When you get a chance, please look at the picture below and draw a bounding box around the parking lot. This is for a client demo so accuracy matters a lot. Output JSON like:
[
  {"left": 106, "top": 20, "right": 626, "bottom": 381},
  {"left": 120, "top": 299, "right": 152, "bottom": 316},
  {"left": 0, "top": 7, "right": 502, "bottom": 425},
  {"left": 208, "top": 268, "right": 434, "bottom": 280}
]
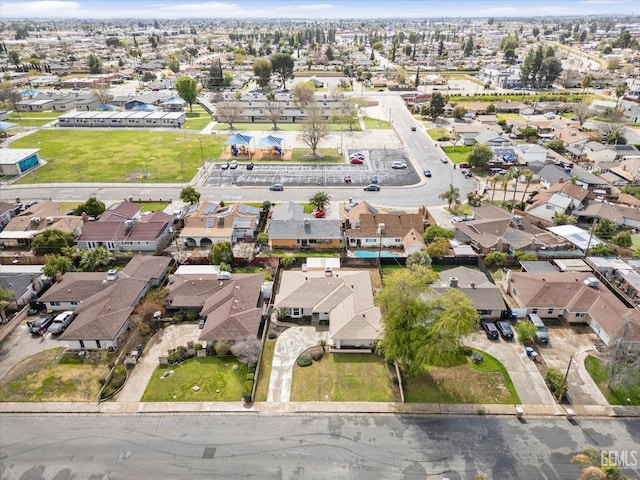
[{"left": 202, "top": 148, "right": 421, "bottom": 188}]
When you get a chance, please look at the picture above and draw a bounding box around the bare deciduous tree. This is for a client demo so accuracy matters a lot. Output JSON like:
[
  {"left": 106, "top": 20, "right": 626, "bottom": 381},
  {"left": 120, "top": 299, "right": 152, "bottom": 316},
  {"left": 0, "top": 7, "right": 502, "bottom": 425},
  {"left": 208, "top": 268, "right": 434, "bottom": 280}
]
[
  {"left": 231, "top": 336, "right": 262, "bottom": 365},
  {"left": 603, "top": 314, "right": 640, "bottom": 400},
  {"left": 266, "top": 96, "right": 284, "bottom": 130},
  {"left": 298, "top": 102, "right": 330, "bottom": 157},
  {"left": 215, "top": 100, "right": 243, "bottom": 130}
]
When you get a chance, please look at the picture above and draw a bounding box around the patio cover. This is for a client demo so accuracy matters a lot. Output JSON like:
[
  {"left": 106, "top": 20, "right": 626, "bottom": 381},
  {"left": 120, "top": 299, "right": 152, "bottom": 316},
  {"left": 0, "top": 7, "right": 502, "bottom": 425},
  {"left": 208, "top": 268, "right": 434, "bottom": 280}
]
[
  {"left": 0, "top": 121, "right": 18, "bottom": 133},
  {"left": 258, "top": 135, "right": 283, "bottom": 148},
  {"left": 95, "top": 103, "right": 119, "bottom": 111},
  {"left": 225, "top": 133, "right": 253, "bottom": 146}
]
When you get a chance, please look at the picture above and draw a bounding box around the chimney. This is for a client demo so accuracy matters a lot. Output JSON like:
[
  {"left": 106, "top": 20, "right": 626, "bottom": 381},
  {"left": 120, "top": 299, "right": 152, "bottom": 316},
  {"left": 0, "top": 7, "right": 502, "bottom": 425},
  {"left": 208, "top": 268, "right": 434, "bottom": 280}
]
[
  {"left": 470, "top": 281, "right": 476, "bottom": 288},
  {"left": 82, "top": 212, "right": 88, "bottom": 222}
]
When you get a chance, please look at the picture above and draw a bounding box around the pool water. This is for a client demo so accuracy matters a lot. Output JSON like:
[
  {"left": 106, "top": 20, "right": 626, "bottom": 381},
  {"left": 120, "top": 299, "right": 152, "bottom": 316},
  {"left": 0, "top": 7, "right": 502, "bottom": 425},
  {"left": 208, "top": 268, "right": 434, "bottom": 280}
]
[{"left": 353, "top": 250, "right": 399, "bottom": 258}]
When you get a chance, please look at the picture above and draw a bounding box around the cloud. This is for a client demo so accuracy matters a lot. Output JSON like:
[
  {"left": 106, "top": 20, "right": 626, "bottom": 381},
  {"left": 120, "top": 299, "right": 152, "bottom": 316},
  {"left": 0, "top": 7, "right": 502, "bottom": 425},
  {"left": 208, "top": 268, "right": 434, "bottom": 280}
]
[{"left": 3, "top": 1, "right": 84, "bottom": 17}]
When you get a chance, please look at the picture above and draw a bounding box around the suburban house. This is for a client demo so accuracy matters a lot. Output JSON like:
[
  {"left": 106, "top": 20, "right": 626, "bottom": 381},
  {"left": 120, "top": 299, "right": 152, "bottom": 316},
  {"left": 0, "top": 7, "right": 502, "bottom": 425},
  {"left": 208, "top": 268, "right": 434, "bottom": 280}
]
[
  {"left": 574, "top": 201, "right": 640, "bottom": 229},
  {"left": 274, "top": 269, "right": 382, "bottom": 350},
  {"left": 502, "top": 270, "right": 640, "bottom": 346},
  {"left": 451, "top": 124, "right": 503, "bottom": 146},
  {"left": 525, "top": 182, "right": 589, "bottom": 227},
  {"left": 537, "top": 164, "right": 608, "bottom": 191},
  {"left": 345, "top": 202, "right": 426, "bottom": 255},
  {"left": 0, "top": 263, "right": 49, "bottom": 312},
  {"left": 164, "top": 268, "right": 265, "bottom": 344},
  {"left": 598, "top": 155, "right": 640, "bottom": 186},
  {"left": 46, "top": 256, "right": 171, "bottom": 350},
  {"left": 268, "top": 202, "right": 342, "bottom": 250},
  {"left": 453, "top": 204, "right": 565, "bottom": 254},
  {"left": 76, "top": 201, "right": 174, "bottom": 253},
  {"left": 0, "top": 200, "right": 84, "bottom": 249},
  {"left": 180, "top": 201, "right": 261, "bottom": 247},
  {"left": 431, "top": 266, "right": 507, "bottom": 320},
  {"left": 515, "top": 144, "right": 548, "bottom": 164},
  {"left": 0, "top": 201, "right": 19, "bottom": 228}
]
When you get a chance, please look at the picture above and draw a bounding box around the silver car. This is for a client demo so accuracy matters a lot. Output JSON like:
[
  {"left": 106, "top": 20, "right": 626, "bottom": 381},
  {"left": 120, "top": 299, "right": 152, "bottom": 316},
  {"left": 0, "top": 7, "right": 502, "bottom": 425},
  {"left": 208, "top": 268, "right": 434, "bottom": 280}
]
[{"left": 48, "top": 311, "right": 75, "bottom": 335}]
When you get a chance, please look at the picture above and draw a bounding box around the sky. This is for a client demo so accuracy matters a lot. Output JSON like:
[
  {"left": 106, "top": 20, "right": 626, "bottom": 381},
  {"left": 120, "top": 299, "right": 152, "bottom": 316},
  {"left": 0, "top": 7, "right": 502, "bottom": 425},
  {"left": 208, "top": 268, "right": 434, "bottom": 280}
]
[{"left": 2, "top": 0, "right": 639, "bottom": 19}]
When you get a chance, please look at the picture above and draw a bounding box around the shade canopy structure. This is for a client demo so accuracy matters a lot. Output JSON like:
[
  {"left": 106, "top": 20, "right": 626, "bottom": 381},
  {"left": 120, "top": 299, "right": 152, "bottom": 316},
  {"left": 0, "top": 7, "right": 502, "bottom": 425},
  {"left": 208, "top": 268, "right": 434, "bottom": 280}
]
[
  {"left": 224, "top": 133, "right": 253, "bottom": 146},
  {"left": 161, "top": 97, "right": 186, "bottom": 106},
  {"left": 95, "top": 103, "right": 119, "bottom": 111},
  {"left": 0, "top": 121, "right": 18, "bottom": 133},
  {"left": 133, "top": 103, "right": 160, "bottom": 111},
  {"left": 19, "top": 89, "right": 40, "bottom": 97},
  {"left": 258, "top": 135, "right": 283, "bottom": 148}
]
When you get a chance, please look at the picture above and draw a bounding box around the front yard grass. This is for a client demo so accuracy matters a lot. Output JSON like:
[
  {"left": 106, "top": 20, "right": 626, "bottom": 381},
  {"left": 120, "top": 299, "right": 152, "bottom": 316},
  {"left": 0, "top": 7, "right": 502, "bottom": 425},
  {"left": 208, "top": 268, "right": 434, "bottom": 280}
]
[
  {"left": 363, "top": 117, "right": 391, "bottom": 129},
  {"left": 11, "top": 130, "right": 225, "bottom": 183},
  {"left": 426, "top": 127, "right": 449, "bottom": 141},
  {"left": 403, "top": 349, "right": 520, "bottom": 404},
  {"left": 141, "top": 357, "right": 247, "bottom": 402},
  {"left": 290, "top": 352, "right": 395, "bottom": 402},
  {"left": 497, "top": 113, "right": 525, "bottom": 122},
  {"left": 0, "top": 347, "right": 110, "bottom": 402},
  {"left": 254, "top": 338, "right": 276, "bottom": 401},
  {"left": 442, "top": 145, "right": 473, "bottom": 164},
  {"left": 584, "top": 355, "right": 640, "bottom": 406}
]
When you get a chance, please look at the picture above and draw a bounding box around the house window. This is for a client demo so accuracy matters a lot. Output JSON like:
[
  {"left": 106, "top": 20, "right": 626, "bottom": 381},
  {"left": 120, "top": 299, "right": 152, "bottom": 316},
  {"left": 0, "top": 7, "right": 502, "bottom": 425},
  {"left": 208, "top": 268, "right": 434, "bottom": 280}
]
[
  {"left": 291, "top": 308, "right": 301, "bottom": 316},
  {"left": 79, "top": 340, "right": 85, "bottom": 349},
  {"left": 71, "top": 301, "right": 79, "bottom": 306},
  {"left": 531, "top": 308, "right": 538, "bottom": 314},
  {"left": 575, "top": 312, "right": 586, "bottom": 318},
  {"left": 96, "top": 340, "right": 101, "bottom": 348},
  {"left": 512, "top": 288, "right": 518, "bottom": 296},
  {"left": 365, "top": 238, "right": 376, "bottom": 243},
  {"left": 547, "top": 308, "right": 553, "bottom": 315},
  {"left": 51, "top": 301, "right": 60, "bottom": 307}
]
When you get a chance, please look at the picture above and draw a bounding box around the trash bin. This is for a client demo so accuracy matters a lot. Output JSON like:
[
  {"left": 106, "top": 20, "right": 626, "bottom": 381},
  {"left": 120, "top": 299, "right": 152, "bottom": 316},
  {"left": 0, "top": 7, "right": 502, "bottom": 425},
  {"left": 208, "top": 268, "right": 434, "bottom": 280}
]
[{"left": 525, "top": 347, "right": 534, "bottom": 358}]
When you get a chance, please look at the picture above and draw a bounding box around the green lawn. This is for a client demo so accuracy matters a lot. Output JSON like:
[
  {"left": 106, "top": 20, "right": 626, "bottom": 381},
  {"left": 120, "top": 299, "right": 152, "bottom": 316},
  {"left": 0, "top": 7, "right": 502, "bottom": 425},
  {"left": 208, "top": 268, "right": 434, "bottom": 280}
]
[
  {"left": 426, "top": 127, "right": 450, "bottom": 141},
  {"left": 381, "top": 265, "right": 405, "bottom": 276},
  {"left": 291, "top": 148, "right": 344, "bottom": 163},
  {"left": 290, "top": 352, "right": 395, "bottom": 402},
  {"left": 442, "top": 145, "right": 473, "bottom": 164},
  {"left": 584, "top": 355, "right": 640, "bottom": 406},
  {"left": 141, "top": 357, "right": 248, "bottom": 402},
  {"left": 363, "top": 117, "right": 391, "bottom": 129},
  {"left": 497, "top": 113, "right": 524, "bottom": 122},
  {"left": 11, "top": 130, "right": 225, "bottom": 183},
  {"left": 137, "top": 201, "right": 170, "bottom": 212},
  {"left": 254, "top": 338, "right": 276, "bottom": 402},
  {"left": 403, "top": 349, "right": 519, "bottom": 404},
  {"left": 213, "top": 122, "right": 361, "bottom": 132},
  {"left": 631, "top": 234, "right": 640, "bottom": 250},
  {"left": 6, "top": 119, "right": 54, "bottom": 127},
  {"left": 9, "top": 111, "right": 64, "bottom": 118}
]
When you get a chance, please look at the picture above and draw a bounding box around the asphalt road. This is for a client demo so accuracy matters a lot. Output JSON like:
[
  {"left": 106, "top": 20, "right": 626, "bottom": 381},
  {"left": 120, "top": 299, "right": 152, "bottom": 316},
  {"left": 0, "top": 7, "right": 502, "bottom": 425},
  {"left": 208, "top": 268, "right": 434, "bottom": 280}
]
[{"left": 1, "top": 414, "right": 639, "bottom": 479}]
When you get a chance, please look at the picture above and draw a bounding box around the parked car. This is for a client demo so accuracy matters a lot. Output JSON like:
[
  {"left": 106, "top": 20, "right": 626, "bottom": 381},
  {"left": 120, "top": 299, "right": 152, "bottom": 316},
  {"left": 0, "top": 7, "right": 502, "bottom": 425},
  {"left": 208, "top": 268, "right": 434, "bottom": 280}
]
[
  {"left": 525, "top": 313, "right": 550, "bottom": 344},
  {"left": 229, "top": 160, "right": 238, "bottom": 169},
  {"left": 349, "top": 152, "right": 365, "bottom": 160},
  {"left": 495, "top": 321, "right": 514, "bottom": 341},
  {"left": 220, "top": 161, "right": 230, "bottom": 170},
  {"left": 363, "top": 184, "right": 381, "bottom": 191},
  {"left": 350, "top": 157, "right": 364, "bottom": 165},
  {"left": 411, "top": 126, "right": 417, "bottom": 131},
  {"left": 370, "top": 174, "right": 379, "bottom": 184},
  {"left": 269, "top": 183, "right": 284, "bottom": 191},
  {"left": 27, "top": 314, "right": 55, "bottom": 335},
  {"left": 423, "top": 169, "right": 432, "bottom": 177},
  {"left": 246, "top": 162, "right": 254, "bottom": 170},
  {"left": 391, "top": 161, "right": 408, "bottom": 169},
  {"left": 343, "top": 174, "right": 352, "bottom": 183},
  {"left": 440, "top": 156, "right": 449, "bottom": 163},
  {"left": 482, "top": 322, "right": 500, "bottom": 340},
  {"left": 48, "top": 311, "right": 75, "bottom": 335},
  {"left": 451, "top": 216, "right": 464, "bottom": 223},
  {"left": 312, "top": 209, "right": 326, "bottom": 218},
  {"left": 461, "top": 169, "right": 473, "bottom": 178}
]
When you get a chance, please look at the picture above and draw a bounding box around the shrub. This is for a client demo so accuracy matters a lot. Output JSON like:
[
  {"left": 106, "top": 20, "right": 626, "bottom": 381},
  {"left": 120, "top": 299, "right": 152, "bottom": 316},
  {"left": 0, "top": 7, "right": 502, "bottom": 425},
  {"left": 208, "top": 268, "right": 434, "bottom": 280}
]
[
  {"left": 268, "top": 331, "right": 277, "bottom": 340},
  {"left": 100, "top": 364, "right": 127, "bottom": 399},
  {"left": 459, "top": 345, "right": 473, "bottom": 356},
  {"left": 297, "top": 355, "right": 313, "bottom": 367},
  {"left": 248, "top": 363, "right": 256, "bottom": 373},
  {"left": 246, "top": 372, "right": 255, "bottom": 381},
  {"left": 471, "top": 352, "right": 484, "bottom": 364},
  {"left": 214, "top": 340, "right": 232, "bottom": 356},
  {"left": 242, "top": 380, "right": 254, "bottom": 401},
  {"left": 311, "top": 349, "right": 324, "bottom": 361}
]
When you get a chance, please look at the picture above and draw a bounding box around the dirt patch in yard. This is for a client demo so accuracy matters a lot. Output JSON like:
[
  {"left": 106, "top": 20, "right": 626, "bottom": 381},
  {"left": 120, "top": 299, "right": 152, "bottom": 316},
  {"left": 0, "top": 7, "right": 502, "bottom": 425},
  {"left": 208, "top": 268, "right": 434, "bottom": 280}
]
[
  {"left": 0, "top": 348, "right": 109, "bottom": 402},
  {"left": 404, "top": 365, "right": 514, "bottom": 404}
]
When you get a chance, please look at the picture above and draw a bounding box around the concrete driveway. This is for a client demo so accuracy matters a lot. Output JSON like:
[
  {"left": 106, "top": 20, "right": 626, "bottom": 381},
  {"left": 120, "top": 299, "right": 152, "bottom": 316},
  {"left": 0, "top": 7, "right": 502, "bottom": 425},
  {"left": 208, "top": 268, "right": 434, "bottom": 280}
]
[
  {"left": 116, "top": 324, "right": 202, "bottom": 405},
  {"left": 538, "top": 326, "right": 608, "bottom": 406},
  {"left": 267, "top": 326, "right": 328, "bottom": 402},
  {"left": 466, "top": 331, "right": 556, "bottom": 405}
]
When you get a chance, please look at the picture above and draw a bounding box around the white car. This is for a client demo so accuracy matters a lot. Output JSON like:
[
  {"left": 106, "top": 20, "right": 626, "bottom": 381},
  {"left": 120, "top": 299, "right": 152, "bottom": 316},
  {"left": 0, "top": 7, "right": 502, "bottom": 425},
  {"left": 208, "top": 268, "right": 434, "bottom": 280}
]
[
  {"left": 391, "top": 161, "right": 408, "bottom": 169},
  {"left": 48, "top": 311, "right": 75, "bottom": 335},
  {"left": 440, "top": 157, "right": 449, "bottom": 163},
  {"left": 229, "top": 160, "right": 238, "bottom": 169},
  {"left": 451, "top": 216, "right": 464, "bottom": 224}
]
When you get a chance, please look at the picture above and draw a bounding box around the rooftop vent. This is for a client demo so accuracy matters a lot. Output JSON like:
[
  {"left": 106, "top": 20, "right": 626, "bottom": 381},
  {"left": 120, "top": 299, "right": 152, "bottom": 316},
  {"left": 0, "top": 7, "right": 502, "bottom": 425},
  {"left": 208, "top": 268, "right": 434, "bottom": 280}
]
[
  {"left": 107, "top": 269, "right": 118, "bottom": 281},
  {"left": 449, "top": 277, "right": 458, "bottom": 288},
  {"left": 583, "top": 277, "right": 599, "bottom": 288}
]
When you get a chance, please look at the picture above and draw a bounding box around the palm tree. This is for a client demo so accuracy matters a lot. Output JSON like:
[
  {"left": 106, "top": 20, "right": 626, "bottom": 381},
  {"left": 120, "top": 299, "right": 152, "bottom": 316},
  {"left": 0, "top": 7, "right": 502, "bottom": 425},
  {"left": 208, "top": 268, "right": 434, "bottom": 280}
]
[
  {"left": 438, "top": 184, "right": 460, "bottom": 211},
  {"left": 79, "top": 246, "right": 115, "bottom": 271},
  {"left": 489, "top": 173, "right": 502, "bottom": 203},
  {"left": 510, "top": 167, "right": 521, "bottom": 211},
  {"left": 500, "top": 171, "right": 511, "bottom": 206},
  {"left": 519, "top": 169, "right": 534, "bottom": 208},
  {"left": 309, "top": 191, "right": 331, "bottom": 211},
  {"left": 318, "top": 339, "right": 328, "bottom": 352}
]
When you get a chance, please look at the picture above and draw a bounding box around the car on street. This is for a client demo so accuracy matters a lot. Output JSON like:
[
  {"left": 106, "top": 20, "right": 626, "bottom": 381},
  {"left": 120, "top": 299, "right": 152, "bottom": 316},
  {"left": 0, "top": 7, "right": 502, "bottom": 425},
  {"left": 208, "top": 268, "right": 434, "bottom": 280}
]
[
  {"left": 27, "top": 314, "right": 55, "bottom": 335},
  {"left": 482, "top": 322, "right": 500, "bottom": 340},
  {"left": 495, "top": 321, "right": 514, "bottom": 341},
  {"left": 48, "top": 311, "right": 75, "bottom": 335},
  {"left": 343, "top": 174, "right": 352, "bottom": 183},
  {"left": 269, "top": 183, "right": 284, "bottom": 191},
  {"left": 411, "top": 126, "right": 417, "bottom": 131},
  {"left": 370, "top": 174, "right": 379, "bottom": 184},
  {"left": 440, "top": 156, "right": 449, "bottom": 163},
  {"left": 312, "top": 209, "right": 326, "bottom": 218},
  {"left": 229, "top": 160, "right": 238, "bottom": 169},
  {"left": 221, "top": 161, "right": 230, "bottom": 170},
  {"left": 461, "top": 169, "right": 473, "bottom": 178},
  {"left": 391, "top": 161, "right": 408, "bottom": 169},
  {"left": 423, "top": 169, "right": 432, "bottom": 177},
  {"left": 451, "top": 216, "right": 464, "bottom": 223},
  {"left": 246, "top": 162, "right": 254, "bottom": 170},
  {"left": 363, "top": 184, "right": 381, "bottom": 191},
  {"left": 350, "top": 157, "right": 364, "bottom": 165}
]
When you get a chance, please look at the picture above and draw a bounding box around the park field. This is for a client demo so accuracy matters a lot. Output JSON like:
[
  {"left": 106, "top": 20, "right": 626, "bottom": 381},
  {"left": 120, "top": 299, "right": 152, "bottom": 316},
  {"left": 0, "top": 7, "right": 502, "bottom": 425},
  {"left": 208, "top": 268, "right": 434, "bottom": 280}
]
[{"left": 12, "top": 130, "right": 226, "bottom": 183}]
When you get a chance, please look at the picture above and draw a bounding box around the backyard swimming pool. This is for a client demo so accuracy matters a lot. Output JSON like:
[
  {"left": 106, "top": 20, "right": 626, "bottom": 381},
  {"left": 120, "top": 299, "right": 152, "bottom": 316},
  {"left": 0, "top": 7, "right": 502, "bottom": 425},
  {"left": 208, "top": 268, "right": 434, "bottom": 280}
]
[{"left": 353, "top": 250, "right": 399, "bottom": 258}]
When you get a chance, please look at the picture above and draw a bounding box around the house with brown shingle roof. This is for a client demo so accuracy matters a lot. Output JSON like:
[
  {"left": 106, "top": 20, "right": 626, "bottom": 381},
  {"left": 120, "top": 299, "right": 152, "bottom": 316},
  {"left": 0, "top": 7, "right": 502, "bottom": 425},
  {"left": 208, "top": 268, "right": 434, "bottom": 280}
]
[
  {"left": 575, "top": 201, "right": 640, "bottom": 229},
  {"left": 274, "top": 270, "right": 381, "bottom": 350},
  {"left": 0, "top": 200, "right": 84, "bottom": 249},
  {"left": 526, "top": 182, "right": 588, "bottom": 227},
  {"left": 51, "top": 255, "right": 171, "bottom": 350},
  {"left": 345, "top": 208, "right": 425, "bottom": 256},
  {"left": 179, "top": 201, "right": 260, "bottom": 247},
  {"left": 502, "top": 270, "right": 640, "bottom": 345},
  {"left": 164, "top": 270, "right": 265, "bottom": 344}
]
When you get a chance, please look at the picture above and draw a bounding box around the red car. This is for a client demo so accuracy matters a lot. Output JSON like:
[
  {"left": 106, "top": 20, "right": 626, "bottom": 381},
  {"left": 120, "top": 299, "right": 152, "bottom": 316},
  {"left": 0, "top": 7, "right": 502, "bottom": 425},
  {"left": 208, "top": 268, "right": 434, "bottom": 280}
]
[
  {"left": 312, "top": 209, "right": 326, "bottom": 218},
  {"left": 350, "top": 158, "right": 363, "bottom": 164}
]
